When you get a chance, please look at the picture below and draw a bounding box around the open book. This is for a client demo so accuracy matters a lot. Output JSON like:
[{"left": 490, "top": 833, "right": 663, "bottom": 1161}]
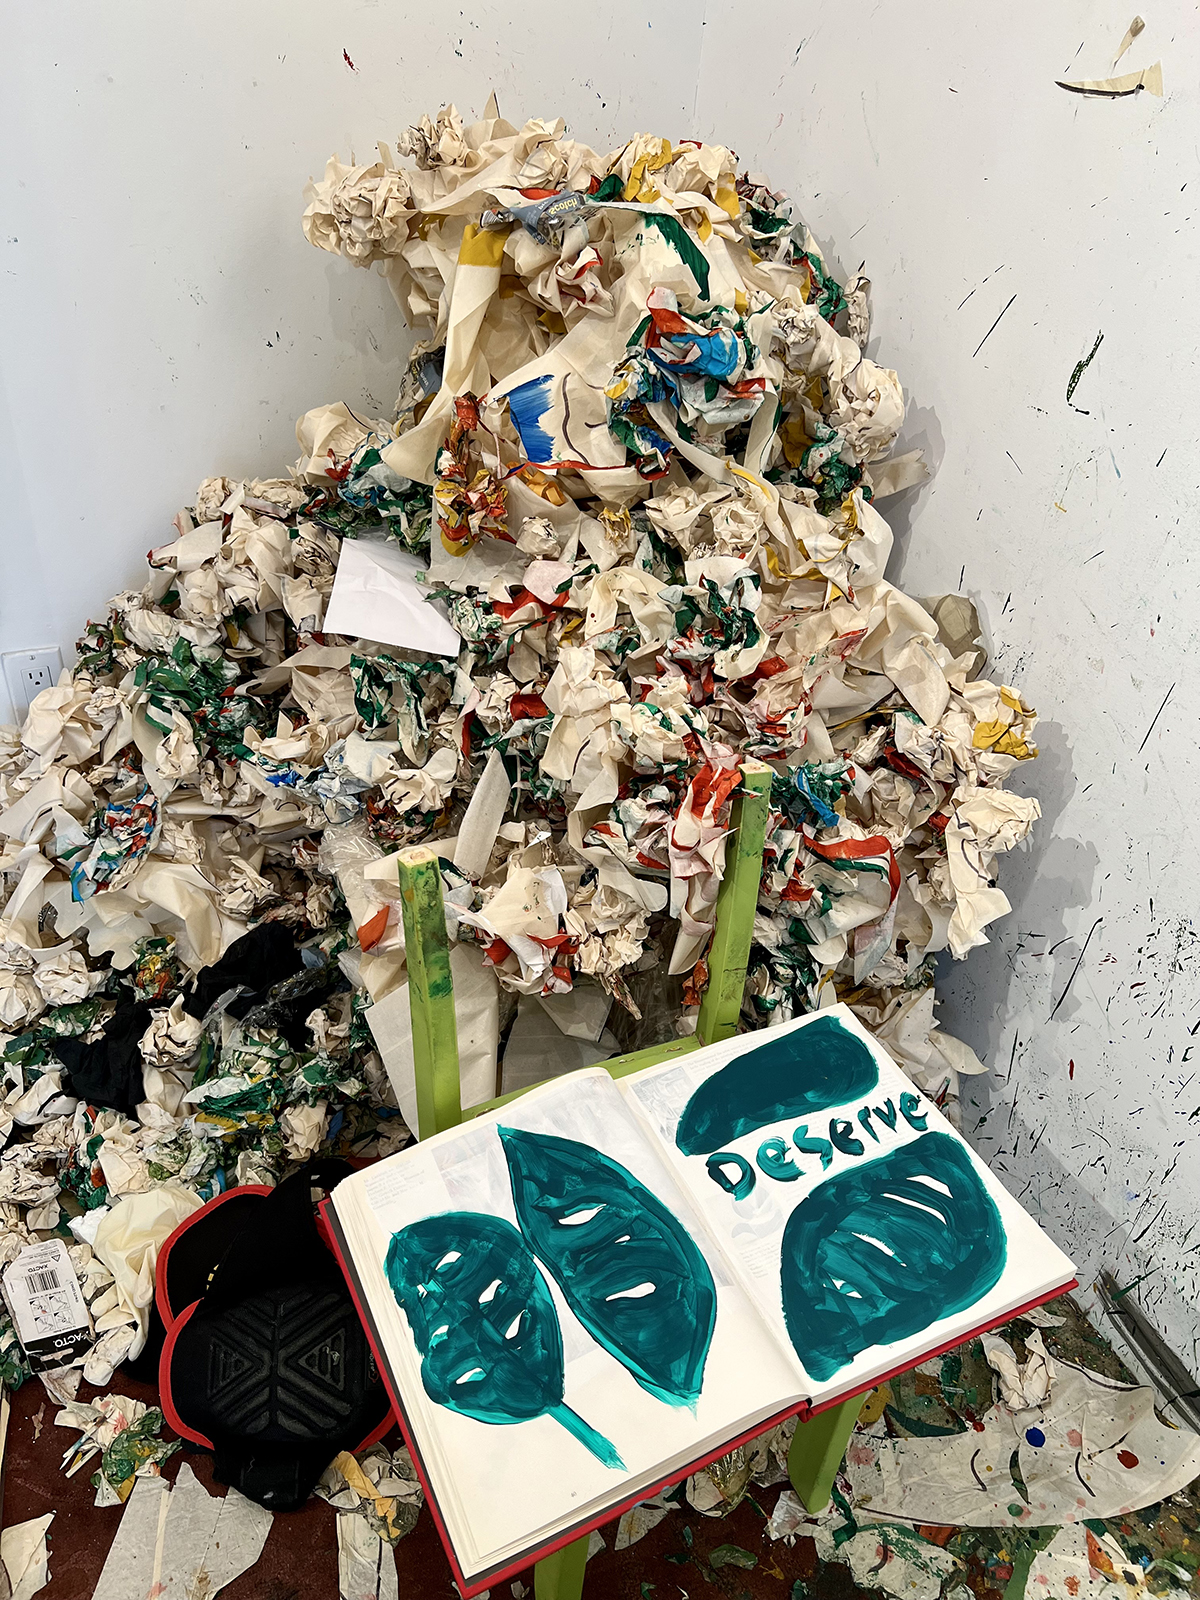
[{"left": 328, "top": 1005, "right": 1075, "bottom": 1594}]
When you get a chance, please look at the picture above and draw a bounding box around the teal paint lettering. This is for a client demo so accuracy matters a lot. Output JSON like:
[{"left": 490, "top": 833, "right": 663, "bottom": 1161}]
[
  {"left": 757, "top": 1137, "right": 801, "bottom": 1182},
  {"left": 708, "top": 1151, "right": 756, "bottom": 1199},
  {"left": 793, "top": 1124, "right": 834, "bottom": 1170},
  {"left": 871, "top": 1099, "right": 898, "bottom": 1130},
  {"left": 857, "top": 1107, "right": 880, "bottom": 1143},
  {"left": 675, "top": 1014, "right": 879, "bottom": 1156},
  {"left": 829, "top": 1117, "right": 864, "bottom": 1157},
  {"left": 385, "top": 1211, "right": 623, "bottom": 1468},
  {"left": 500, "top": 1127, "right": 716, "bottom": 1407},
  {"left": 899, "top": 1091, "right": 928, "bottom": 1131},
  {"left": 780, "top": 1131, "right": 1006, "bottom": 1382}
]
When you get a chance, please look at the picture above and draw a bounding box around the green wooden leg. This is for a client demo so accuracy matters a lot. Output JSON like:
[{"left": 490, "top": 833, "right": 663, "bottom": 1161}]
[
  {"left": 787, "top": 1393, "right": 862, "bottom": 1512},
  {"left": 533, "top": 1533, "right": 589, "bottom": 1600},
  {"left": 396, "top": 845, "right": 463, "bottom": 1141},
  {"left": 696, "top": 760, "right": 772, "bottom": 1046}
]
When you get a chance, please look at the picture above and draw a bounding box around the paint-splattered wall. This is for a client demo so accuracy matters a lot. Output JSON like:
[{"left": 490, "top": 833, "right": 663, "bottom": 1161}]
[
  {"left": 0, "top": 0, "right": 703, "bottom": 721},
  {"left": 698, "top": 1, "right": 1200, "bottom": 1377}
]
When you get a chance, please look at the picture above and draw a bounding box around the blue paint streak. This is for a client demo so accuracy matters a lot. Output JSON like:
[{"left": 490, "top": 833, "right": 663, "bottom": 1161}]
[{"left": 506, "top": 374, "right": 558, "bottom": 463}]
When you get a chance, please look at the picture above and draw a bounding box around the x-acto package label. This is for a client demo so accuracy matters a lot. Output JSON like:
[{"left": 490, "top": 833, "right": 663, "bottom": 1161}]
[{"left": 2, "top": 1239, "right": 91, "bottom": 1371}]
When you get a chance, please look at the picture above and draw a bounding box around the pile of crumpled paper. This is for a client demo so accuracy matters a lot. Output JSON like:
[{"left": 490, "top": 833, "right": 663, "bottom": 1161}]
[{"left": 0, "top": 98, "right": 1040, "bottom": 1388}]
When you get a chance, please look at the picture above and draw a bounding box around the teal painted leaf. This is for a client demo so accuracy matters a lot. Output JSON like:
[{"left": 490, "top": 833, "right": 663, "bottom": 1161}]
[
  {"left": 385, "top": 1211, "right": 622, "bottom": 1467},
  {"left": 499, "top": 1128, "right": 716, "bottom": 1406},
  {"left": 780, "top": 1132, "right": 1006, "bottom": 1382},
  {"left": 675, "top": 1013, "right": 879, "bottom": 1156}
]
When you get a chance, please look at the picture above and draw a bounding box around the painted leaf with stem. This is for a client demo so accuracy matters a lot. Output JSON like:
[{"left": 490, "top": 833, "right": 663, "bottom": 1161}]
[{"left": 385, "top": 1211, "right": 622, "bottom": 1467}]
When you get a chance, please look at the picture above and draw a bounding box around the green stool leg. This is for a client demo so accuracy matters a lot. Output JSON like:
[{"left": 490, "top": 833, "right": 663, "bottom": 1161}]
[
  {"left": 396, "top": 845, "right": 463, "bottom": 1141},
  {"left": 696, "top": 761, "right": 772, "bottom": 1046},
  {"left": 533, "top": 1532, "right": 589, "bottom": 1600},
  {"left": 787, "top": 1393, "right": 862, "bottom": 1512}
]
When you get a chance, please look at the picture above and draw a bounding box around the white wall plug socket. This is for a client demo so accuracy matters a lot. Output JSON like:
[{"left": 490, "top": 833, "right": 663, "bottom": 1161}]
[{"left": 3, "top": 647, "right": 64, "bottom": 722}]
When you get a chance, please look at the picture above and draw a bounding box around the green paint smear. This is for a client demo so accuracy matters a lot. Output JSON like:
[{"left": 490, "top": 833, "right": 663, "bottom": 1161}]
[
  {"left": 709, "top": 1544, "right": 758, "bottom": 1570},
  {"left": 500, "top": 1127, "right": 716, "bottom": 1406},
  {"left": 675, "top": 1014, "right": 879, "bottom": 1156},
  {"left": 1066, "top": 330, "right": 1104, "bottom": 403},
  {"left": 780, "top": 1132, "right": 1006, "bottom": 1382},
  {"left": 385, "top": 1211, "right": 622, "bottom": 1468},
  {"left": 1000, "top": 1526, "right": 1060, "bottom": 1599},
  {"left": 642, "top": 213, "right": 711, "bottom": 301}
]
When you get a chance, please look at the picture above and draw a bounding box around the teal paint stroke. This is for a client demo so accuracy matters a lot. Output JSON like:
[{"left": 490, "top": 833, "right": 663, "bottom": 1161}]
[
  {"left": 675, "top": 1014, "right": 879, "bottom": 1156},
  {"left": 780, "top": 1131, "right": 1006, "bottom": 1382},
  {"left": 500, "top": 1127, "right": 716, "bottom": 1407},
  {"left": 385, "top": 1211, "right": 623, "bottom": 1468}
]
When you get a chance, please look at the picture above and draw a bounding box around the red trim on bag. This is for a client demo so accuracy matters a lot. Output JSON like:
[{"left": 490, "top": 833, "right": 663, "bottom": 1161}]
[
  {"left": 159, "top": 1299, "right": 215, "bottom": 1449},
  {"left": 154, "top": 1185, "right": 273, "bottom": 1331}
]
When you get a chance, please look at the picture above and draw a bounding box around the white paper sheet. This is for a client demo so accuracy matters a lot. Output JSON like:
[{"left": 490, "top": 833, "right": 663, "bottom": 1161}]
[
  {"left": 322, "top": 538, "right": 461, "bottom": 655},
  {"left": 844, "top": 1352, "right": 1200, "bottom": 1525},
  {"left": 366, "top": 944, "right": 499, "bottom": 1131}
]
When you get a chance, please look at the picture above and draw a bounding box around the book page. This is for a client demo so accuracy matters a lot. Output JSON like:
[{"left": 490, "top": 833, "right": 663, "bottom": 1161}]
[
  {"left": 621, "top": 1006, "right": 1076, "bottom": 1407},
  {"left": 334, "top": 1067, "right": 800, "bottom": 1576}
]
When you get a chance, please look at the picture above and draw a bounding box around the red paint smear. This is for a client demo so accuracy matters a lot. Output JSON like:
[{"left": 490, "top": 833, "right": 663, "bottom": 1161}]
[
  {"left": 510, "top": 691, "right": 549, "bottom": 721},
  {"left": 343, "top": 48, "right": 358, "bottom": 70},
  {"left": 1069, "top": 1058, "right": 1075, "bottom": 1079},
  {"left": 1117, "top": 1449, "right": 1139, "bottom": 1469}
]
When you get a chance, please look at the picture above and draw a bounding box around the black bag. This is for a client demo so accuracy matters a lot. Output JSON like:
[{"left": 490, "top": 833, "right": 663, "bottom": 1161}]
[{"left": 157, "top": 1161, "right": 392, "bottom": 1510}]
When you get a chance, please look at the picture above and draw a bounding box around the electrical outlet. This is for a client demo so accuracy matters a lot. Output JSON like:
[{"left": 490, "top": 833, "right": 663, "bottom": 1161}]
[{"left": 3, "top": 647, "right": 63, "bottom": 721}]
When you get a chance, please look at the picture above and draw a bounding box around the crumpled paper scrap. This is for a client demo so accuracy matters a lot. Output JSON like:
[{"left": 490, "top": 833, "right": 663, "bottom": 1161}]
[
  {"left": 317, "top": 1446, "right": 423, "bottom": 1600},
  {"left": 614, "top": 1489, "right": 677, "bottom": 1550},
  {"left": 981, "top": 1327, "right": 1055, "bottom": 1412},
  {"left": 315, "top": 1443, "right": 424, "bottom": 1545},
  {"left": 55, "top": 1392, "right": 180, "bottom": 1505},
  {"left": 685, "top": 1416, "right": 793, "bottom": 1517},
  {"left": 843, "top": 1352, "right": 1200, "bottom": 1525},
  {"left": 0, "top": 1513, "right": 53, "bottom": 1600},
  {"left": 766, "top": 1488, "right": 960, "bottom": 1600}
]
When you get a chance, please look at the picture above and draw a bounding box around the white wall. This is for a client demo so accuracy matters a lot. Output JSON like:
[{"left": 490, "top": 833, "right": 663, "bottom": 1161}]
[
  {"left": 0, "top": 0, "right": 702, "bottom": 720},
  {"left": 6, "top": 1, "right": 1199, "bottom": 1372},
  {"left": 698, "top": 0, "right": 1200, "bottom": 1373}
]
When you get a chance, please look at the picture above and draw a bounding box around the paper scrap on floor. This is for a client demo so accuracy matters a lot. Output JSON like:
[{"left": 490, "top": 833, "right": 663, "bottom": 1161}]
[
  {"left": 90, "top": 1465, "right": 271, "bottom": 1600},
  {"left": 843, "top": 1349, "right": 1200, "bottom": 1524},
  {"left": 0, "top": 1513, "right": 53, "bottom": 1600},
  {"left": 337, "top": 1513, "right": 399, "bottom": 1600}
]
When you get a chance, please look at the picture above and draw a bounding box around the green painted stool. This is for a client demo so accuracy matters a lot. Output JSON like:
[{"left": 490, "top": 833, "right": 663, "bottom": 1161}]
[{"left": 396, "top": 760, "right": 862, "bottom": 1599}]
